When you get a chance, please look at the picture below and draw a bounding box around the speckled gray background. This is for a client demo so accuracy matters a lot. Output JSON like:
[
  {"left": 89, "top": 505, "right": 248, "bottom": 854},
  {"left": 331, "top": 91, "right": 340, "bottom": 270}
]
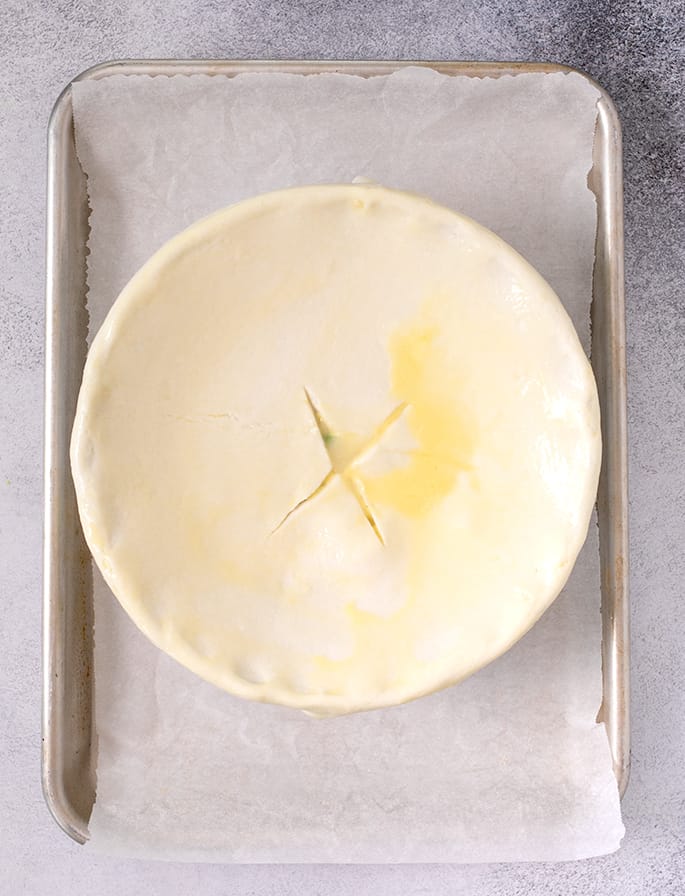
[{"left": 2, "top": 1, "right": 683, "bottom": 893}]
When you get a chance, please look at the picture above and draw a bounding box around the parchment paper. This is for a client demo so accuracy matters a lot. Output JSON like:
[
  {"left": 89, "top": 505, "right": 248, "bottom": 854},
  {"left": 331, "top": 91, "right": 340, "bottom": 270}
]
[{"left": 72, "top": 68, "right": 624, "bottom": 862}]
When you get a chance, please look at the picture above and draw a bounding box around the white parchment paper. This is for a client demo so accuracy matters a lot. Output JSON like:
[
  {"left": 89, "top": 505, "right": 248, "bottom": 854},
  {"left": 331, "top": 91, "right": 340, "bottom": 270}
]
[{"left": 72, "top": 68, "right": 624, "bottom": 862}]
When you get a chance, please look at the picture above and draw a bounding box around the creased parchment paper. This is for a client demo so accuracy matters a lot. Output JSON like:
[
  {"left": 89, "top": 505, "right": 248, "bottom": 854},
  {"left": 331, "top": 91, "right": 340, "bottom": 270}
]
[{"left": 72, "top": 68, "right": 624, "bottom": 862}]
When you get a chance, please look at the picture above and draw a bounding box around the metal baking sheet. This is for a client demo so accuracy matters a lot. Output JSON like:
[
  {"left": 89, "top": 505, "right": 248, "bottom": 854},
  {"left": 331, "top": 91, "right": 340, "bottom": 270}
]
[{"left": 42, "top": 59, "right": 629, "bottom": 845}]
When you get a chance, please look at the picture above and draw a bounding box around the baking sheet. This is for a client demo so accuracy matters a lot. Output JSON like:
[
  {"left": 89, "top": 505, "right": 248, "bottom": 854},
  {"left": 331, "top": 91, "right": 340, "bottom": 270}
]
[{"left": 44, "top": 62, "right": 627, "bottom": 862}]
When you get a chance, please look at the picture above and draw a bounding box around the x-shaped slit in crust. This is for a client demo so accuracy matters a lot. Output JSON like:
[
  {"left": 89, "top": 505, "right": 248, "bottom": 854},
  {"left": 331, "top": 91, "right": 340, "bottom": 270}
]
[{"left": 273, "top": 389, "right": 407, "bottom": 544}]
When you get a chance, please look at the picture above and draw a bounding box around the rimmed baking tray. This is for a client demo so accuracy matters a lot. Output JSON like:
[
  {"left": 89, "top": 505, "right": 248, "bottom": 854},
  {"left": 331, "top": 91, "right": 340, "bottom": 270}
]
[{"left": 43, "top": 59, "right": 629, "bottom": 845}]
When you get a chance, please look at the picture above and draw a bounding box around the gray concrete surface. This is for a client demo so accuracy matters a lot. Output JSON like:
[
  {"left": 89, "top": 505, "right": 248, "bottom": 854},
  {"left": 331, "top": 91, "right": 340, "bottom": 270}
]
[{"left": 2, "top": 1, "right": 683, "bottom": 893}]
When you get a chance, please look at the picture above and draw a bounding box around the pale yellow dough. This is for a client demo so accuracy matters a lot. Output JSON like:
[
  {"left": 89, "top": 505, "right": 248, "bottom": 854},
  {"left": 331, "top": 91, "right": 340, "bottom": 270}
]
[{"left": 71, "top": 184, "right": 601, "bottom": 715}]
